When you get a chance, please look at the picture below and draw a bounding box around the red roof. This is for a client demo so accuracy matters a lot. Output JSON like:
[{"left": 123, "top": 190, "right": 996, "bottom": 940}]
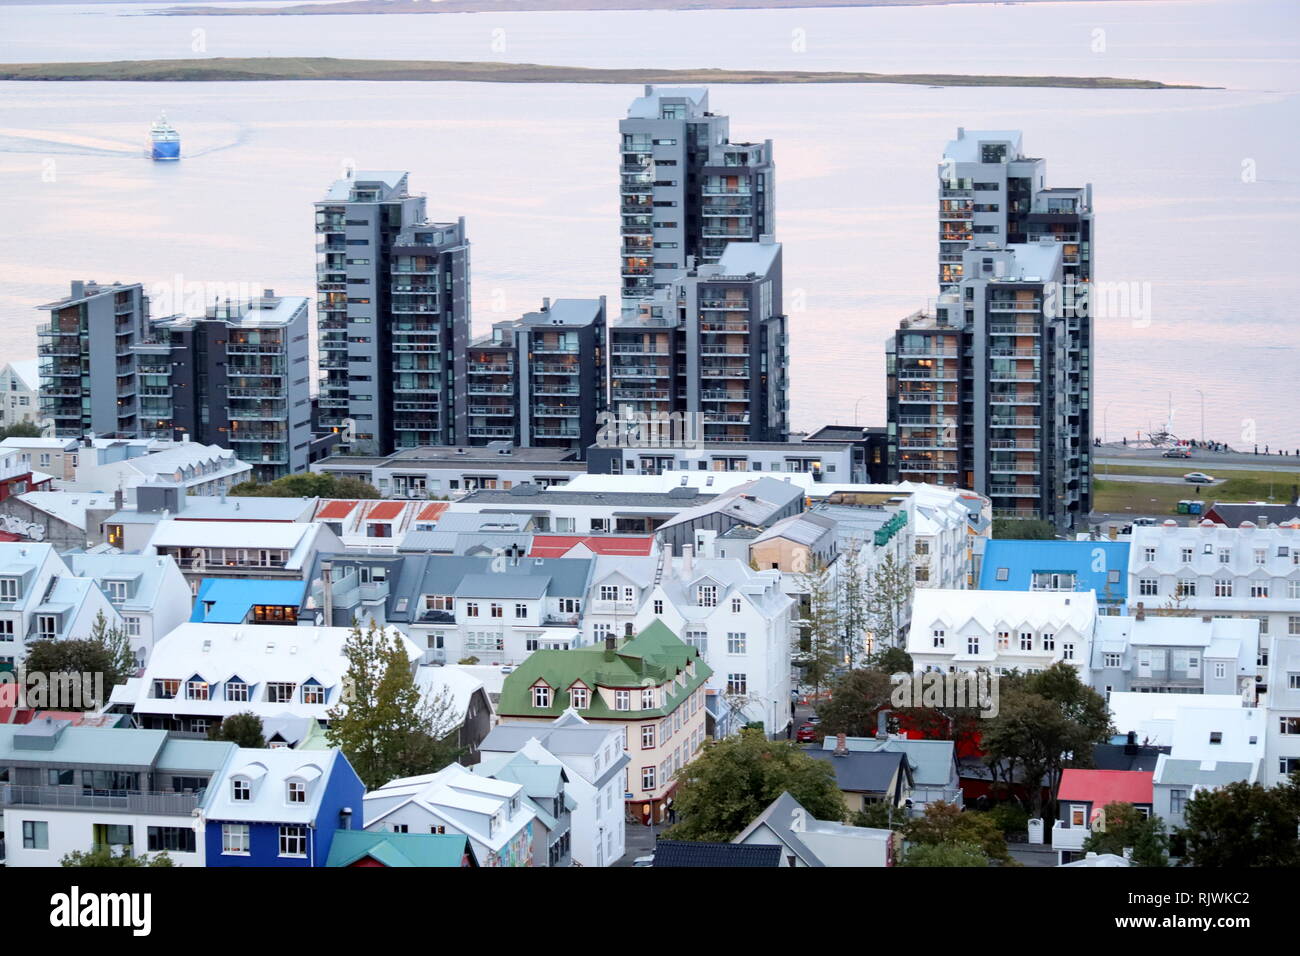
[
  {"left": 1057, "top": 769, "right": 1154, "bottom": 807},
  {"left": 0, "top": 531, "right": 20, "bottom": 542},
  {"left": 317, "top": 500, "right": 358, "bottom": 520},
  {"left": 366, "top": 501, "right": 405, "bottom": 521},
  {"left": 417, "top": 502, "right": 449, "bottom": 522},
  {"left": 528, "top": 535, "right": 655, "bottom": 558}
]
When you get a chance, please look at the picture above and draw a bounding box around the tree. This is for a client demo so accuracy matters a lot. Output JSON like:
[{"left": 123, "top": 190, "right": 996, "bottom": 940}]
[
  {"left": 899, "top": 841, "right": 989, "bottom": 867},
  {"left": 665, "top": 729, "right": 846, "bottom": 842},
  {"left": 815, "top": 668, "right": 893, "bottom": 738},
  {"left": 979, "top": 664, "right": 1111, "bottom": 819},
  {"left": 1082, "top": 802, "right": 1169, "bottom": 866},
  {"left": 866, "top": 646, "right": 913, "bottom": 675},
  {"left": 992, "top": 518, "right": 1057, "bottom": 540},
  {"left": 851, "top": 801, "right": 896, "bottom": 830},
  {"left": 837, "top": 539, "right": 871, "bottom": 669},
  {"left": 866, "top": 552, "right": 913, "bottom": 648},
  {"left": 0, "top": 421, "right": 42, "bottom": 440},
  {"left": 1177, "top": 778, "right": 1300, "bottom": 867},
  {"left": 792, "top": 556, "right": 841, "bottom": 699},
  {"left": 326, "top": 620, "right": 461, "bottom": 789},
  {"left": 903, "top": 800, "right": 1011, "bottom": 863},
  {"left": 62, "top": 847, "right": 175, "bottom": 867},
  {"left": 208, "top": 711, "right": 267, "bottom": 748},
  {"left": 229, "top": 472, "right": 380, "bottom": 499},
  {"left": 88, "top": 609, "right": 134, "bottom": 682}
]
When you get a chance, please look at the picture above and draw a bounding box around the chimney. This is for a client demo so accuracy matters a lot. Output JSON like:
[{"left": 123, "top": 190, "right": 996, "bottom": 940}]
[
  {"left": 1135, "top": 602, "right": 1145, "bottom": 622},
  {"left": 113, "top": 487, "right": 123, "bottom": 512},
  {"left": 541, "top": 297, "right": 550, "bottom": 312},
  {"left": 834, "top": 733, "right": 849, "bottom": 756},
  {"left": 681, "top": 543, "right": 694, "bottom": 577},
  {"left": 603, "top": 636, "right": 617, "bottom": 661},
  {"left": 1124, "top": 730, "right": 1137, "bottom": 756},
  {"left": 876, "top": 709, "right": 891, "bottom": 739},
  {"left": 339, "top": 807, "right": 353, "bottom": 830}
]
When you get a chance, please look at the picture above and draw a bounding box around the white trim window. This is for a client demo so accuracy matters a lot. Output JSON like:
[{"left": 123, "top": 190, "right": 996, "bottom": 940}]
[
  {"left": 187, "top": 679, "right": 209, "bottom": 701},
  {"left": 931, "top": 628, "right": 945, "bottom": 649},
  {"left": 278, "top": 825, "right": 308, "bottom": 858},
  {"left": 569, "top": 685, "right": 588, "bottom": 710},
  {"left": 232, "top": 778, "right": 251, "bottom": 802},
  {"left": 641, "top": 766, "right": 656, "bottom": 792},
  {"left": 287, "top": 780, "right": 306, "bottom": 804},
  {"left": 697, "top": 586, "right": 717, "bottom": 607},
  {"left": 226, "top": 681, "right": 249, "bottom": 702},
  {"left": 615, "top": 690, "right": 630, "bottom": 711},
  {"left": 532, "top": 684, "right": 552, "bottom": 708},
  {"left": 641, "top": 724, "right": 655, "bottom": 749},
  {"left": 641, "top": 687, "right": 656, "bottom": 709},
  {"left": 727, "top": 632, "right": 746, "bottom": 655},
  {"left": 301, "top": 683, "right": 326, "bottom": 705},
  {"left": 966, "top": 635, "right": 979, "bottom": 655},
  {"left": 221, "top": 824, "right": 250, "bottom": 855}
]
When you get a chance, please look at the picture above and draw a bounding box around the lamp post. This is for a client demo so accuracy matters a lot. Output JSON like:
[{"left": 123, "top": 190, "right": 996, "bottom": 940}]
[{"left": 1193, "top": 388, "right": 1205, "bottom": 443}]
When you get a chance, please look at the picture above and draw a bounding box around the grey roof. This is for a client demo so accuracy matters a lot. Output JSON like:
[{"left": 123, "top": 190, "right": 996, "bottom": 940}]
[
  {"left": 0, "top": 724, "right": 171, "bottom": 767},
  {"left": 456, "top": 573, "right": 550, "bottom": 600},
  {"left": 807, "top": 749, "right": 909, "bottom": 794},
  {"left": 733, "top": 791, "right": 824, "bottom": 867},
  {"left": 656, "top": 477, "right": 803, "bottom": 532},
  {"left": 482, "top": 721, "right": 612, "bottom": 759},
  {"left": 432, "top": 512, "right": 536, "bottom": 533},
  {"left": 754, "top": 512, "right": 836, "bottom": 547},
  {"left": 820, "top": 736, "right": 955, "bottom": 787},
  {"left": 516, "top": 298, "right": 602, "bottom": 328},
  {"left": 1155, "top": 759, "right": 1257, "bottom": 787},
  {"left": 652, "top": 840, "right": 780, "bottom": 868},
  {"left": 458, "top": 487, "right": 718, "bottom": 508}
]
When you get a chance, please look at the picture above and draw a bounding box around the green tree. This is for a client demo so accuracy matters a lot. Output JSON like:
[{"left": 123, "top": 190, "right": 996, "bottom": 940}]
[
  {"left": 0, "top": 421, "right": 43, "bottom": 440},
  {"left": 230, "top": 472, "right": 380, "bottom": 499},
  {"left": 851, "top": 800, "right": 896, "bottom": 829},
  {"left": 62, "top": 847, "right": 175, "bottom": 867},
  {"left": 208, "top": 711, "right": 267, "bottom": 748},
  {"left": 815, "top": 668, "right": 893, "bottom": 738},
  {"left": 903, "top": 800, "right": 1011, "bottom": 863},
  {"left": 792, "top": 556, "right": 841, "bottom": 699},
  {"left": 866, "top": 552, "right": 913, "bottom": 648},
  {"left": 326, "top": 620, "right": 461, "bottom": 789},
  {"left": 88, "top": 609, "right": 134, "bottom": 682},
  {"left": 866, "top": 646, "right": 913, "bottom": 675},
  {"left": 1177, "top": 778, "right": 1300, "bottom": 867},
  {"left": 837, "top": 539, "right": 871, "bottom": 669},
  {"left": 899, "top": 841, "right": 989, "bottom": 867},
  {"left": 24, "top": 638, "right": 128, "bottom": 713},
  {"left": 991, "top": 518, "right": 1057, "bottom": 539},
  {"left": 665, "top": 729, "right": 846, "bottom": 842},
  {"left": 1081, "top": 801, "right": 1169, "bottom": 866}
]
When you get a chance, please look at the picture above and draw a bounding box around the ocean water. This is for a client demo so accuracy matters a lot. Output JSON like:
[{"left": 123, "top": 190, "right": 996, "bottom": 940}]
[{"left": 0, "top": 0, "right": 1296, "bottom": 446}]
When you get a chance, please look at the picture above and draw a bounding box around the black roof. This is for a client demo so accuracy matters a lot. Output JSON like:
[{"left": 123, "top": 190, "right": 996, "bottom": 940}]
[
  {"left": 1206, "top": 502, "right": 1300, "bottom": 527},
  {"left": 806, "top": 748, "right": 909, "bottom": 794},
  {"left": 651, "top": 841, "right": 780, "bottom": 868},
  {"left": 1091, "top": 743, "right": 1169, "bottom": 773}
]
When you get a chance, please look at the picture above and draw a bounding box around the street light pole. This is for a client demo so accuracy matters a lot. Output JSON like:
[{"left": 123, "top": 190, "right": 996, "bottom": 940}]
[{"left": 1193, "top": 388, "right": 1205, "bottom": 443}]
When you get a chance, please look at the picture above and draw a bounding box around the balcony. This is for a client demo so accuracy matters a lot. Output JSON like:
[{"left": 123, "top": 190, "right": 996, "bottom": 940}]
[
  {"left": 700, "top": 366, "right": 751, "bottom": 379},
  {"left": 467, "top": 362, "right": 513, "bottom": 373},
  {"left": 699, "top": 299, "right": 750, "bottom": 311},
  {"left": 989, "top": 325, "right": 1040, "bottom": 336},
  {"left": 533, "top": 406, "right": 580, "bottom": 417},
  {"left": 989, "top": 300, "right": 1042, "bottom": 312},
  {"left": 1051, "top": 821, "right": 1088, "bottom": 853},
  {"left": 468, "top": 405, "right": 515, "bottom": 417},
  {"left": 468, "top": 384, "right": 514, "bottom": 395},
  {"left": 532, "top": 363, "right": 580, "bottom": 375},
  {"left": 2, "top": 784, "right": 201, "bottom": 816},
  {"left": 468, "top": 426, "right": 515, "bottom": 438},
  {"left": 532, "top": 384, "right": 579, "bottom": 396}
]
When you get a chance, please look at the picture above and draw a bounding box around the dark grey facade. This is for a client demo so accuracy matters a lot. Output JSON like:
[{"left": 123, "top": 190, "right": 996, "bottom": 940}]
[
  {"left": 315, "top": 171, "right": 469, "bottom": 455},
  {"left": 38, "top": 281, "right": 149, "bottom": 439}
]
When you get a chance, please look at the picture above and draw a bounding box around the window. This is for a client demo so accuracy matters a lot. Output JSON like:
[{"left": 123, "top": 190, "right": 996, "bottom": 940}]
[
  {"left": 226, "top": 680, "right": 248, "bottom": 702},
  {"left": 995, "top": 567, "right": 1009, "bottom": 581},
  {"left": 1280, "top": 717, "right": 1300, "bottom": 735},
  {"left": 1107, "top": 570, "right": 1121, "bottom": 584},
  {"left": 997, "top": 630, "right": 1011, "bottom": 650},
  {"left": 641, "top": 766, "right": 656, "bottom": 791},
  {"left": 466, "top": 602, "right": 479, "bottom": 617},
  {"left": 1290, "top": 580, "right": 1300, "bottom": 600},
  {"left": 653, "top": 599, "right": 663, "bottom": 615},
  {"left": 1214, "top": 579, "right": 1233, "bottom": 597},
  {"left": 105, "top": 580, "right": 128, "bottom": 604},
  {"left": 1062, "top": 642, "right": 1075, "bottom": 661},
  {"left": 600, "top": 585, "right": 619, "bottom": 601},
  {"left": 1209, "top": 731, "right": 1223, "bottom": 745},
  {"left": 267, "top": 682, "right": 296, "bottom": 704},
  {"left": 302, "top": 683, "right": 325, "bottom": 705},
  {"left": 1103, "top": 653, "right": 1122, "bottom": 668},
  {"left": 1020, "top": 632, "right": 1033, "bottom": 651},
  {"left": 1178, "top": 578, "right": 1197, "bottom": 597},
  {"left": 37, "top": 615, "right": 57, "bottom": 639},
  {"left": 153, "top": 679, "right": 179, "bottom": 699},
  {"left": 47, "top": 768, "right": 74, "bottom": 786},
  {"left": 490, "top": 603, "right": 503, "bottom": 618},
  {"left": 1254, "top": 549, "right": 1267, "bottom": 565},
  {"left": 615, "top": 691, "right": 630, "bottom": 711},
  {"left": 1214, "top": 662, "right": 1226, "bottom": 680},
  {"left": 1138, "top": 578, "right": 1158, "bottom": 596},
  {"left": 1170, "top": 789, "right": 1188, "bottom": 815},
  {"left": 287, "top": 780, "right": 306, "bottom": 804},
  {"left": 697, "top": 586, "right": 717, "bottom": 607},
  {"left": 0, "top": 577, "right": 18, "bottom": 601},
  {"left": 726, "top": 673, "right": 748, "bottom": 696},
  {"left": 232, "top": 778, "right": 251, "bottom": 801},
  {"left": 22, "top": 820, "right": 48, "bottom": 850},
  {"left": 1042, "top": 633, "right": 1055, "bottom": 652},
  {"left": 1250, "top": 584, "right": 1269, "bottom": 598},
  {"left": 1143, "top": 547, "right": 1156, "bottom": 562},
  {"left": 731, "top": 597, "right": 742, "bottom": 613},
  {"left": 1290, "top": 616, "right": 1300, "bottom": 636},
  {"left": 515, "top": 603, "right": 527, "bottom": 619},
  {"left": 186, "top": 679, "right": 209, "bottom": 700},
  {"left": 124, "top": 616, "right": 141, "bottom": 637},
  {"left": 641, "top": 688, "right": 656, "bottom": 709},
  {"left": 1180, "top": 548, "right": 1194, "bottom": 563},
  {"left": 932, "top": 628, "right": 945, "bottom": 648},
  {"left": 278, "top": 825, "right": 308, "bottom": 858},
  {"left": 727, "top": 632, "right": 747, "bottom": 655},
  {"left": 532, "top": 684, "right": 552, "bottom": 708},
  {"left": 966, "top": 635, "right": 979, "bottom": 655},
  {"left": 1218, "top": 548, "right": 1231, "bottom": 564},
  {"left": 641, "top": 724, "right": 655, "bottom": 749},
  {"left": 570, "top": 685, "right": 588, "bottom": 710},
  {"left": 147, "top": 827, "right": 195, "bottom": 854}
]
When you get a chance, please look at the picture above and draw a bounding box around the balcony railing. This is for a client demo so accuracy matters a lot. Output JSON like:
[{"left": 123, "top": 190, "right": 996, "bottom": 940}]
[{"left": 2, "top": 784, "right": 201, "bottom": 816}]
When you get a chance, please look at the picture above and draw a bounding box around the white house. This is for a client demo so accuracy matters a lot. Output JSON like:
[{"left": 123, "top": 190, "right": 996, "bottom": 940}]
[
  {"left": 477, "top": 710, "right": 629, "bottom": 867},
  {"left": 363, "top": 762, "right": 539, "bottom": 867},
  {"left": 146, "top": 519, "right": 344, "bottom": 591},
  {"left": 1263, "top": 633, "right": 1300, "bottom": 785},
  {"left": 1088, "top": 612, "right": 1258, "bottom": 700},
  {"left": 906, "top": 588, "right": 1098, "bottom": 675},
  {"left": 0, "top": 542, "right": 123, "bottom": 670},
  {"left": 0, "top": 360, "right": 44, "bottom": 433},
  {"left": 60, "top": 440, "right": 252, "bottom": 496},
  {"left": 1127, "top": 520, "right": 1300, "bottom": 657},
  {"left": 124, "top": 621, "right": 422, "bottom": 736},
  {"left": 64, "top": 552, "right": 192, "bottom": 669},
  {"left": 631, "top": 548, "right": 795, "bottom": 736}
]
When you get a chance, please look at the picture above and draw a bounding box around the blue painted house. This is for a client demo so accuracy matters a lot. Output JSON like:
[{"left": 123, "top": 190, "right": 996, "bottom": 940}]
[
  {"left": 200, "top": 747, "right": 363, "bottom": 867},
  {"left": 190, "top": 578, "right": 307, "bottom": 626},
  {"left": 978, "top": 539, "right": 1129, "bottom": 612}
]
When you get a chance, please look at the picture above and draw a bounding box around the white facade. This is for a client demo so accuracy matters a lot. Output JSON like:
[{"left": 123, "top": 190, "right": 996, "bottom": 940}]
[
  {"left": 65, "top": 441, "right": 252, "bottom": 496},
  {"left": 65, "top": 553, "right": 192, "bottom": 669},
  {"left": 1264, "top": 634, "right": 1300, "bottom": 786},
  {"left": 3, "top": 807, "right": 204, "bottom": 867},
  {"left": 906, "top": 588, "right": 1098, "bottom": 675},
  {"left": 0, "top": 360, "right": 44, "bottom": 432},
  {"left": 0, "top": 543, "right": 123, "bottom": 669},
  {"left": 1127, "top": 521, "right": 1300, "bottom": 657},
  {"left": 631, "top": 552, "right": 795, "bottom": 735}
]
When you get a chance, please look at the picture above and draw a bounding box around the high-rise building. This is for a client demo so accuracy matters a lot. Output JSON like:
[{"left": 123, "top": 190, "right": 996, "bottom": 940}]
[
  {"left": 145, "top": 292, "right": 313, "bottom": 481},
  {"left": 886, "top": 242, "right": 1088, "bottom": 529},
  {"left": 315, "top": 171, "right": 469, "bottom": 455},
  {"left": 458, "top": 298, "right": 607, "bottom": 455},
  {"left": 609, "top": 238, "right": 788, "bottom": 443},
  {"left": 619, "top": 86, "right": 774, "bottom": 316},
  {"left": 38, "top": 280, "right": 150, "bottom": 439}
]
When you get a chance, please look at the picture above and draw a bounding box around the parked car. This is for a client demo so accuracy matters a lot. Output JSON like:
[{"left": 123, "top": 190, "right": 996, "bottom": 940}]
[
  {"left": 796, "top": 723, "right": 819, "bottom": 743},
  {"left": 1132, "top": 517, "right": 1158, "bottom": 526},
  {"left": 1183, "top": 472, "right": 1215, "bottom": 483},
  {"left": 805, "top": 714, "right": 822, "bottom": 724},
  {"left": 1162, "top": 448, "right": 1192, "bottom": 458},
  {"left": 632, "top": 855, "right": 655, "bottom": 867}
]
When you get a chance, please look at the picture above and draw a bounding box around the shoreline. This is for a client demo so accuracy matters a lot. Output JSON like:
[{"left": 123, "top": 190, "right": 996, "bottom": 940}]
[{"left": 0, "top": 58, "right": 1212, "bottom": 88}]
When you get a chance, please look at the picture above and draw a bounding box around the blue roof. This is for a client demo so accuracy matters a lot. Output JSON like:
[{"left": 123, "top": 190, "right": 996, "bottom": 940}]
[
  {"left": 978, "top": 540, "right": 1129, "bottom": 603},
  {"left": 190, "top": 578, "right": 308, "bottom": 623}
]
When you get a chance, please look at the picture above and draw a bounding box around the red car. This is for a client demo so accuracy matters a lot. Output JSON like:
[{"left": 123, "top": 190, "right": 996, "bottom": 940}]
[{"left": 796, "top": 723, "right": 819, "bottom": 743}]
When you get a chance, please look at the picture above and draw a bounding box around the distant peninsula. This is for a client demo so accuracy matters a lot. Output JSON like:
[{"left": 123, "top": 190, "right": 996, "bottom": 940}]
[
  {"left": 152, "top": 0, "right": 1159, "bottom": 17},
  {"left": 0, "top": 57, "right": 1209, "bottom": 89}
]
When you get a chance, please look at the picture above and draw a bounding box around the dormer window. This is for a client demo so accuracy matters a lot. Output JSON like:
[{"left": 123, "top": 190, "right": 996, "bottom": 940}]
[
  {"left": 615, "top": 690, "right": 630, "bottom": 711},
  {"left": 154, "top": 679, "right": 180, "bottom": 700},
  {"left": 731, "top": 597, "right": 742, "bottom": 613},
  {"left": 569, "top": 684, "right": 588, "bottom": 710},
  {"left": 697, "top": 586, "right": 717, "bottom": 607},
  {"left": 186, "top": 678, "right": 210, "bottom": 701},
  {"left": 232, "top": 778, "right": 251, "bottom": 801},
  {"left": 641, "top": 688, "right": 656, "bottom": 709},
  {"left": 532, "top": 684, "right": 552, "bottom": 708},
  {"left": 301, "top": 680, "right": 325, "bottom": 705},
  {"left": 267, "top": 682, "right": 296, "bottom": 704},
  {"left": 105, "top": 580, "right": 128, "bottom": 604},
  {"left": 0, "top": 577, "right": 19, "bottom": 602},
  {"left": 287, "top": 780, "right": 306, "bottom": 804},
  {"left": 226, "top": 678, "right": 249, "bottom": 702}
]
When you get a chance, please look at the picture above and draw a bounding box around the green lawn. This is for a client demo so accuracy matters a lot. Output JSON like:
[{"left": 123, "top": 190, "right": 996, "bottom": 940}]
[{"left": 1093, "top": 470, "right": 1300, "bottom": 516}]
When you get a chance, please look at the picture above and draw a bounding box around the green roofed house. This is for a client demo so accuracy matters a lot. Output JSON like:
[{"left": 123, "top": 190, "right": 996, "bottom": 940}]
[
  {"left": 326, "top": 830, "right": 477, "bottom": 868},
  {"left": 497, "top": 621, "right": 712, "bottom": 823}
]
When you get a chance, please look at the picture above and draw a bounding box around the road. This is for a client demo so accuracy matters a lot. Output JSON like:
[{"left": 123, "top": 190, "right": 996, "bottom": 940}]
[
  {"left": 1095, "top": 444, "right": 1300, "bottom": 472},
  {"left": 1094, "top": 472, "right": 1222, "bottom": 486}
]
